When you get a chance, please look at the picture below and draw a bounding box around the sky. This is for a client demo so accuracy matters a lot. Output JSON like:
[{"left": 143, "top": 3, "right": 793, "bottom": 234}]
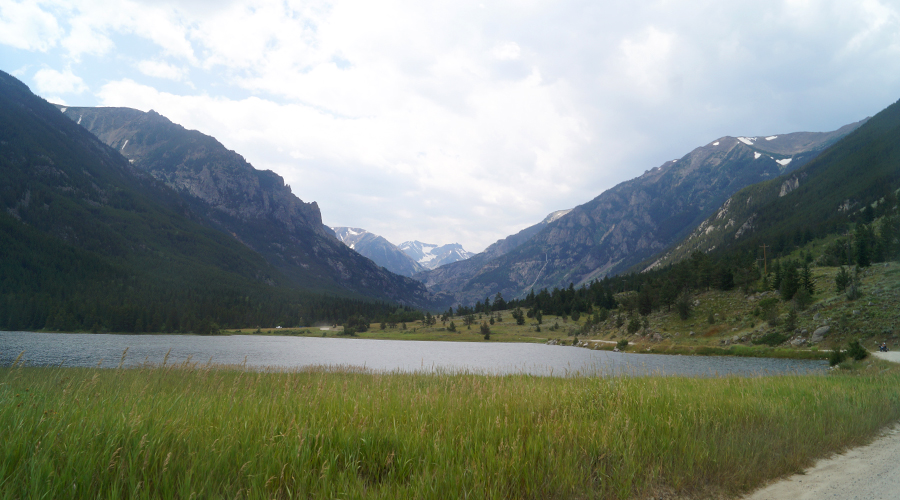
[{"left": 3, "top": 0, "right": 900, "bottom": 253}]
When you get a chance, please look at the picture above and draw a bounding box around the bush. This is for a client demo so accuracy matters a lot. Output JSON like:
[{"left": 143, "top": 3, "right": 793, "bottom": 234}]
[
  {"left": 627, "top": 316, "right": 641, "bottom": 334},
  {"left": 829, "top": 349, "right": 847, "bottom": 366},
  {"left": 784, "top": 307, "right": 797, "bottom": 332},
  {"left": 835, "top": 266, "right": 851, "bottom": 292},
  {"left": 846, "top": 339, "right": 868, "bottom": 361},
  {"left": 758, "top": 297, "right": 780, "bottom": 327},
  {"left": 793, "top": 287, "right": 812, "bottom": 311},
  {"left": 675, "top": 293, "right": 692, "bottom": 320},
  {"left": 480, "top": 321, "right": 491, "bottom": 340},
  {"left": 752, "top": 332, "right": 788, "bottom": 347},
  {"left": 616, "top": 339, "right": 629, "bottom": 350}
]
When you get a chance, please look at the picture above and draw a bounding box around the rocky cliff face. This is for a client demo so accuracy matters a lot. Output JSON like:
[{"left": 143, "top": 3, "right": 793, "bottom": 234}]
[
  {"left": 61, "top": 106, "right": 432, "bottom": 306},
  {"left": 417, "top": 123, "right": 866, "bottom": 306}
]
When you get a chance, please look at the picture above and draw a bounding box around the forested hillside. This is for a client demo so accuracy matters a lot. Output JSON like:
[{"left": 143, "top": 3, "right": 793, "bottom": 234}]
[
  {"left": 650, "top": 97, "right": 900, "bottom": 270},
  {"left": 0, "top": 71, "right": 417, "bottom": 332}
]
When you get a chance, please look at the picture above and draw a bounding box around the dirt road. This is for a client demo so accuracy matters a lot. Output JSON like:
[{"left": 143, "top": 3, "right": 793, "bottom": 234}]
[{"left": 743, "top": 351, "right": 900, "bottom": 499}]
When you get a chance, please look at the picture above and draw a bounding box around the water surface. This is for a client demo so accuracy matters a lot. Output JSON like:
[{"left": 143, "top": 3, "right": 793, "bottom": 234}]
[{"left": 0, "top": 331, "right": 828, "bottom": 377}]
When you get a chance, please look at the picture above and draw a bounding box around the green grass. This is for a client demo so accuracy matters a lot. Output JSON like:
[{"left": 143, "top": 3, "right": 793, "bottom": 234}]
[{"left": 2, "top": 360, "right": 900, "bottom": 499}]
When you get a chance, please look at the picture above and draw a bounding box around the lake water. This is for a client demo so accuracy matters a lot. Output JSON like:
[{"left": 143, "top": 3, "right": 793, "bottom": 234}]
[{"left": 0, "top": 331, "right": 828, "bottom": 377}]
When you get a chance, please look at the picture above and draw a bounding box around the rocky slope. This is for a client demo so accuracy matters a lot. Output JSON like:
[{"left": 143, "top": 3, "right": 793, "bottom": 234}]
[
  {"left": 60, "top": 105, "right": 432, "bottom": 307},
  {"left": 417, "top": 124, "right": 866, "bottom": 306},
  {"left": 332, "top": 227, "right": 424, "bottom": 277}
]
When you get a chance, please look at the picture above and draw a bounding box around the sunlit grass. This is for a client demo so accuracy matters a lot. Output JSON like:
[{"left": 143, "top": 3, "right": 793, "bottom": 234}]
[{"left": 2, "top": 358, "right": 899, "bottom": 499}]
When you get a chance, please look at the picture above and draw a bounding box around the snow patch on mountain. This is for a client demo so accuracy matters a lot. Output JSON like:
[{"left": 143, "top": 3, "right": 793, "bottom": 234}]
[
  {"left": 399, "top": 240, "right": 474, "bottom": 270},
  {"left": 754, "top": 152, "right": 761, "bottom": 159},
  {"left": 737, "top": 137, "right": 755, "bottom": 146},
  {"left": 776, "top": 158, "right": 793, "bottom": 166}
]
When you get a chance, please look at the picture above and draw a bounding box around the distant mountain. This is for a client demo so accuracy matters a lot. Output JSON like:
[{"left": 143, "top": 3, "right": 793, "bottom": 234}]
[
  {"left": 332, "top": 227, "right": 424, "bottom": 277},
  {"left": 417, "top": 122, "right": 866, "bottom": 306},
  {"left": 415, "top": 209, "right": 571, "bottom": 304},
  {"left": 399, "top": 241, "right": 474, "bottom": 270},
  {"left": 647, "top": 98, "right": 900, "bottom": 269},
  {"left": 58, "top": 105, "right": 432, "bottom": 307}
]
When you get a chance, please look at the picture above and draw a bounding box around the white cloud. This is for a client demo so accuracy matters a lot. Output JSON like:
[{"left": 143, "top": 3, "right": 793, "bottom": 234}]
[
  {"left": 33, "top": 67, "right": 87, "bottom": 94},
  {"left": 137, "top": 60, "right": 185, "bottom": 81},
  {"left": 491, "top": 41, "right": 521, "bottom": 60},
  {"left": 0, "top": 0, "right": 63, "bottom": 51},
  {"left": 7, "top": 0, "right": 900, "bottom": 251}
]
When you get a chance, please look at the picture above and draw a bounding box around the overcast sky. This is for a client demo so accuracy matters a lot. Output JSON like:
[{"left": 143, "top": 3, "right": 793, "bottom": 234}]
[{"left": 3, "top": 0, "right": 900, "bottom": 252}]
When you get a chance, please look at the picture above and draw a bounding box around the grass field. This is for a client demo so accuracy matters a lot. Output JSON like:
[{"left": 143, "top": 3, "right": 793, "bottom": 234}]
[{"left": 2, "top": 357, "right": 899, "bottom": 499}]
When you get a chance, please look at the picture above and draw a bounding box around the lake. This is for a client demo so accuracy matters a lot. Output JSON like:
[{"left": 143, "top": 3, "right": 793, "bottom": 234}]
[{"left": 0, "top": 331, "right": 828, "bottom": 377}]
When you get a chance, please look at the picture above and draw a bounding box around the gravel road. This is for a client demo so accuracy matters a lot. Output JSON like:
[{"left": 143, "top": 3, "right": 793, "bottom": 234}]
[{"left": 743, "top": 351, "right": 900, "bottom": 499}]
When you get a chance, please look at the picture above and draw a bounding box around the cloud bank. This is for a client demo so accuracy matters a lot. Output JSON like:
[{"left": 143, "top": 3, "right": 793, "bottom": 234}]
[{"left": 2, "top": 0, "right": 899, "bottom": 251}]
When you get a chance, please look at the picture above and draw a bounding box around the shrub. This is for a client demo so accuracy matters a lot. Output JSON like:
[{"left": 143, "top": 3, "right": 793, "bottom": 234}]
[
  {"left": 829, "top": 349, "right": 847, "bottom": 366},
  {"left": 784, "top": 307, "right": 797, "bottom": 332},
  {"left": 675, "top": 293, "right": 692, "bottom": 320},
  {"left": 597, "top": 308, "right": 609, "bottom": 322},
  {"left": 616, "top": 339, "right": 629, "bottom": 350},
  {"left": 846, "top": 339, "right": 868, "bottom": 361},
  {"left": 480, "top": 321, "right": 491, "bottom": 340},
  {"left": 835, "top": 266, "right": 851, "bottom": 292},
  {"left": 793, "top": 287, "right": 812, "bottom": 311},
  {"left": 752, "top": 332, "right": 788, "bottom": 347},
  {"left": 627, "top": 316, "right": 641, "bottom": 334}
]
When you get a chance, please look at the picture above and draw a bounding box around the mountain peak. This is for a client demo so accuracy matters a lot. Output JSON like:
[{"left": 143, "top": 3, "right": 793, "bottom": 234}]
[{"left": 398, "top": 240, "right": 473, "bottom": 270}]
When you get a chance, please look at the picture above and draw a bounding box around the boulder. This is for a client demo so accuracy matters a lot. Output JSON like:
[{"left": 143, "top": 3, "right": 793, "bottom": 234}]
[{"left": 811, "top": 326, "right": 830, "bottom": 344}]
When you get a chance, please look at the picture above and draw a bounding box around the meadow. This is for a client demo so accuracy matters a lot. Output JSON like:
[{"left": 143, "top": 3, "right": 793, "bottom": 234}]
[{"left": 2, "top": 355, "right": 899, "bottom": 499}]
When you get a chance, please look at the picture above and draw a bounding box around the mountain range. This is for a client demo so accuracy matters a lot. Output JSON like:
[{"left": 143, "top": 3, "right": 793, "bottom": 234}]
[
  {"left": 415, "top": 122, "right": 867, "bottom": 306},
  {"left": 5, "top": 65, "right": 896, "bottom": 328},
  {"left": 331, "top": 227, "right": 424, "bottom": 277},
  {"left": 398, "top": 241, "right": 474, "bottom": 270}
]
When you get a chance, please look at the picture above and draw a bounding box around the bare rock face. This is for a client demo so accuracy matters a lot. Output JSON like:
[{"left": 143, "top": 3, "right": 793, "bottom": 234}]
[
  {"left": 61, "top": 106, "right": 432, "bottom": 307},
  {"left": 779, "top": 175, "right": 801, "bottom": 197}
]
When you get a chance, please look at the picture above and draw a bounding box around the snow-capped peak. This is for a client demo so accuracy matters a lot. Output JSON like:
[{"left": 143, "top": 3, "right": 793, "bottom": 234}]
[{"left": 398, "top": 240, "right": 474, "bottom": 270}]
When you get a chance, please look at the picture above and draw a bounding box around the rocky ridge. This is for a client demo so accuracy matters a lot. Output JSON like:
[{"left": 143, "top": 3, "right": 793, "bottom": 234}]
[
  {"left": 60, "top": 105, "right": 432, "bottom": 306},
  {"left": 417, "top": 123, "right": 866, "bottom": 306}
]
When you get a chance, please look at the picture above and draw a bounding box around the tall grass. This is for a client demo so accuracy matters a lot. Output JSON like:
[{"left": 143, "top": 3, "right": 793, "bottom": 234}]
[{"left": 2, "top": 359, "right": 899, "bottom": 499}]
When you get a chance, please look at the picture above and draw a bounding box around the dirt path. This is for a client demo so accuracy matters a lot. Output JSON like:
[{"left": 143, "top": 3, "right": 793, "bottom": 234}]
[
  {"left": 743, "top": 352, "right": 900, "bottom": 499},
  {"left": 742, "top": 424, "right": 900, "bottom": 500},
  {"left": 873, "top": 351, "right": 900, "bottom": 363}
]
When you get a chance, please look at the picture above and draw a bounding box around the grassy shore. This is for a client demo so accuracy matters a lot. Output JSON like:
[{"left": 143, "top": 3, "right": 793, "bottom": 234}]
[{"left": 3, "top": 359, "right": 900, "bottom": 499}]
